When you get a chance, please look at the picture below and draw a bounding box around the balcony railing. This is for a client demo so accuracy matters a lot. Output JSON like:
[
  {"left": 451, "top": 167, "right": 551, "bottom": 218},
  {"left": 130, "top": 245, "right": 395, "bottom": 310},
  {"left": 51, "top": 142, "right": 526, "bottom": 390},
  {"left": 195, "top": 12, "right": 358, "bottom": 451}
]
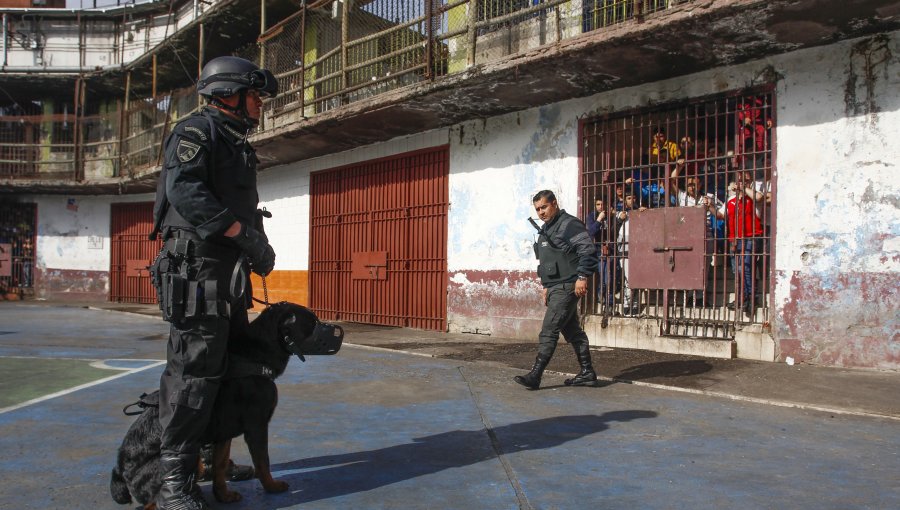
[{"left": 0, "top": 0, "right": 681, "bottom": 183}]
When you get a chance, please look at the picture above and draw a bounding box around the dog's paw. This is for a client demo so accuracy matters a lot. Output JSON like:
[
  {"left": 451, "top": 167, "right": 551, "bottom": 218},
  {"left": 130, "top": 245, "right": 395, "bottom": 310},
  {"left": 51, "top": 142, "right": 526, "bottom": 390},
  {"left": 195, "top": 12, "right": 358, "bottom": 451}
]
[
  {"left": 213, "top": 485, "right": 243, "bottom": 504},
  {"left": 262, "top": 479, "right": 289, "bottom": 494}
]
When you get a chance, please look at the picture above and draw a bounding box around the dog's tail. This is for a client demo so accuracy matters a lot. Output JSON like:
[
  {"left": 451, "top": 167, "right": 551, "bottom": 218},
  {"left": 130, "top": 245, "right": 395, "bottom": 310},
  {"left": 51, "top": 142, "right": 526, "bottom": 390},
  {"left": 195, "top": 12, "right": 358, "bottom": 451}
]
[{"left": 109, "top": 466, "right": 133, "bottom": 504}]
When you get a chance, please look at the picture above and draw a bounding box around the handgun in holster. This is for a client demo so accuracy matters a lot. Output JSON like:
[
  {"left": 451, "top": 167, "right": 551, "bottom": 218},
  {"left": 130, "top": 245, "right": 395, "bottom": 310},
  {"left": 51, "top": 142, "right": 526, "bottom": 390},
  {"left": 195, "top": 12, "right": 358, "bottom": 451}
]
[{"left": 153, "top": 238, "right": 192, "bottom": 323}]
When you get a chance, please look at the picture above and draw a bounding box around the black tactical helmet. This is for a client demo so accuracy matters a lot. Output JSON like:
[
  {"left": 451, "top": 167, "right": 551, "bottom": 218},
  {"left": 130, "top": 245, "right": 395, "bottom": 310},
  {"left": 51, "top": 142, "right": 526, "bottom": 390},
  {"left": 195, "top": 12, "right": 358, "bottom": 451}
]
[{"left": 197, "top": 56, "right": 278, "bottom": 99}]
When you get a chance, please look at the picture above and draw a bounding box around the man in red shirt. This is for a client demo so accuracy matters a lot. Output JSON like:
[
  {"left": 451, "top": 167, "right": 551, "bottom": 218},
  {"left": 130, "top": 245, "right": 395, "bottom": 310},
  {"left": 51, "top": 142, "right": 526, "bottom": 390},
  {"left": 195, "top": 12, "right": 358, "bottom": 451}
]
[
  {"left": 712, "top": 178, "right": 763, "bottom": 316},
  {"left": 734, "top": 97, "right": 772, "bottom": 180}
]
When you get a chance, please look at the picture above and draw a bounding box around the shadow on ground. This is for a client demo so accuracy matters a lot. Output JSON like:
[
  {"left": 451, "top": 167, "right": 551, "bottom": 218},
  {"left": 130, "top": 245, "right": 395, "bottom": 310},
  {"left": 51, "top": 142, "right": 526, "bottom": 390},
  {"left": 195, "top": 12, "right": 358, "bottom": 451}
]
[{"left": 269, "top": 411, "right": 657, "bottom": 506}]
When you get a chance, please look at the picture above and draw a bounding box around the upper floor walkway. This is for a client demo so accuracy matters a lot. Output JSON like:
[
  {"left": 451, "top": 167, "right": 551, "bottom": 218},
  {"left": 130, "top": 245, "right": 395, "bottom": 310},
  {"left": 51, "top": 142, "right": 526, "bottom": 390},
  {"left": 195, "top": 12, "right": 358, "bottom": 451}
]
[{"left": 1, "top": 0, "right": 898, "bottom": 194}]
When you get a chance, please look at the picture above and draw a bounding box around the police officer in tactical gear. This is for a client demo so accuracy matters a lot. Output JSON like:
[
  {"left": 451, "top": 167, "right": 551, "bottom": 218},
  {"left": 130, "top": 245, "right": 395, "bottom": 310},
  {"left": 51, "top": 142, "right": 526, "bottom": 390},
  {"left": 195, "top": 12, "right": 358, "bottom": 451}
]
[
  {"left": 149, "top": 55, "right": 278, "bottom": 510},
  {"left": 515, "top": 190, "right": 600, "bottom": 390}
]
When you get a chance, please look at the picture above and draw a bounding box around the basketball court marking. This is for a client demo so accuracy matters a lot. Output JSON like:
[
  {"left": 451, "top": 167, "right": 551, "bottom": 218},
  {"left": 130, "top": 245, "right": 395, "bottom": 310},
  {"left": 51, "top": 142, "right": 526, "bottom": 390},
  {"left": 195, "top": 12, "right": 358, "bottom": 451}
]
[{"left": 0, "top": 357, "right": 165, "bottom": 415}]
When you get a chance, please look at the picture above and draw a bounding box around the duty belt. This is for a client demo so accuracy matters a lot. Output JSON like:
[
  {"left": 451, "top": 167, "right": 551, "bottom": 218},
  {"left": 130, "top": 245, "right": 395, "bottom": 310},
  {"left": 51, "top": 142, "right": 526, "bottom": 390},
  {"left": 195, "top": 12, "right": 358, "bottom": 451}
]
[{"left": 164, "top": 229, "right": 240, "bottom": 260}]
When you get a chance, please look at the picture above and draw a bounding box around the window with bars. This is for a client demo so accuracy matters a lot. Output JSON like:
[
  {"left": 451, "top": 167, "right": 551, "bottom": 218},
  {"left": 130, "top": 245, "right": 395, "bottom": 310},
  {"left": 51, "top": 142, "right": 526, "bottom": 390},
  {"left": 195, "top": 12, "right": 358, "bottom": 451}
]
[{"left": 581, "top": 88, "right": 775, "bottom": 338}]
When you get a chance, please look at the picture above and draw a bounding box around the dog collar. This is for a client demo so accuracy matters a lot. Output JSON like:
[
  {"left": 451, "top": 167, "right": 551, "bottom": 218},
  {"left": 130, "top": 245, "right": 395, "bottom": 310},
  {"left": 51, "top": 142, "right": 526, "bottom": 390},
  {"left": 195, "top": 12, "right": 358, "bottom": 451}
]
[{"left": 225, "top": 356, "right": 275, "bottom": 381}]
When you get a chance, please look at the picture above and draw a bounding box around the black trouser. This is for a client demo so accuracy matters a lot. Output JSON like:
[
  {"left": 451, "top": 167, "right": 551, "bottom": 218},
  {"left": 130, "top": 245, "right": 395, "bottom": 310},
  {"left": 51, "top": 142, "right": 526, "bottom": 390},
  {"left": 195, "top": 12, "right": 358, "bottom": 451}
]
[
  {"left": 158, "top": 239, "right": 247, "bottom": 457},
  {"left": 538, "top": 281, "right": 590, "bottom": 359}
]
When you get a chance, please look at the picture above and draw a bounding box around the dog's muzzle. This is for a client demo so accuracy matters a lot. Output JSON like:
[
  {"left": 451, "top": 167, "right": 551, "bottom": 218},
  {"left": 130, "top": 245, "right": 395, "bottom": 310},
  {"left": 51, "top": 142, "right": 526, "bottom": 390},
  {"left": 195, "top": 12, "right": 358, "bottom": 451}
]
[{"left": 283, "top": 322, "right": 344, "bottom": 361}]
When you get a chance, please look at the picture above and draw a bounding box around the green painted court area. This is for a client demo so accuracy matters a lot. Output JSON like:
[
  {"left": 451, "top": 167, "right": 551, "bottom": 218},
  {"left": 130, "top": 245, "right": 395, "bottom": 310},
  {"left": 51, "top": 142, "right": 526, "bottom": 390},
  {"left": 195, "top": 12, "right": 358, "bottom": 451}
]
[{"left": 0, "top": 357, "right": 117, "bottom": 409}]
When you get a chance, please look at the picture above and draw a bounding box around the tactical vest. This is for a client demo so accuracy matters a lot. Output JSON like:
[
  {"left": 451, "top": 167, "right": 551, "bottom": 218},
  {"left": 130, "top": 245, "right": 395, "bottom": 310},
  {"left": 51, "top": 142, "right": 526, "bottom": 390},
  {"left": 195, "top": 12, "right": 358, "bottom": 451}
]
[
  {"left": 150, "top": 109, "right": 258, "bottom": 240},
  {"left": 534, "top": 234, "right": 580, "bottom": 286}
]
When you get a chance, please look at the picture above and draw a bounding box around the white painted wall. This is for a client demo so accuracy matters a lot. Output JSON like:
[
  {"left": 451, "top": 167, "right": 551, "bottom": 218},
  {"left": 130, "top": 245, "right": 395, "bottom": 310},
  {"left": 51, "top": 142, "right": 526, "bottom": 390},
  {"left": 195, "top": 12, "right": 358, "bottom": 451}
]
[
  {"left": 774, "top": 35, "right": 900, "bottom": 276},
  {"left": 32, "top": 193, "right": 152, "bottom": 273},
  {"left": 448, "top": 105, "right": 581, "bottom": 272}
]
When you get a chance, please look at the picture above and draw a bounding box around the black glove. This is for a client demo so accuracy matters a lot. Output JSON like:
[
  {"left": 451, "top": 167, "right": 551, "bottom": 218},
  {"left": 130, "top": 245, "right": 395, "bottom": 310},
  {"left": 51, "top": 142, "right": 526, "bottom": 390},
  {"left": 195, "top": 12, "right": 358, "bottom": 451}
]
[{"left": 232, "top": 223, "right": 275, "bottom": 276}]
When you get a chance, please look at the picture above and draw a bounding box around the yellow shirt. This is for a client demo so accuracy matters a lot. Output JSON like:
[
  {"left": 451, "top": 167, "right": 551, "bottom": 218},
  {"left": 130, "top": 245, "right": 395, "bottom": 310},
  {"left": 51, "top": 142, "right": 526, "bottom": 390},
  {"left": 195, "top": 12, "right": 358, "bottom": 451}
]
[{"left": 650, "top": 140, "right": 681, "bottom": 161}]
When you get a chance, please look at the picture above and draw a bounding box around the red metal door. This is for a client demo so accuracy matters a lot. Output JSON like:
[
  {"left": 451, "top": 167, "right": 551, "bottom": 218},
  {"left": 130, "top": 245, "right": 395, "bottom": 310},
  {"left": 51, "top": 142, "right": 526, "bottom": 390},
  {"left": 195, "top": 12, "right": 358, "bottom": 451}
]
[
  {"left": 310, "top": 146, "right": 449, "bottom": 331},
  {"left": 110, "top": 202, "right": 162, "bottom": 303}
]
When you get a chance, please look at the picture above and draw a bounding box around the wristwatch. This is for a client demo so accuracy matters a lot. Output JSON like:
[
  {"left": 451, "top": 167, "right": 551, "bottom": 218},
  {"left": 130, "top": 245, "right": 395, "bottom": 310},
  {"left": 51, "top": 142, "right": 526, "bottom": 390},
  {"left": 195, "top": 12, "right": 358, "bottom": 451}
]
[{"left": 577, "top": 275, "right": 588, "bottom": 281}]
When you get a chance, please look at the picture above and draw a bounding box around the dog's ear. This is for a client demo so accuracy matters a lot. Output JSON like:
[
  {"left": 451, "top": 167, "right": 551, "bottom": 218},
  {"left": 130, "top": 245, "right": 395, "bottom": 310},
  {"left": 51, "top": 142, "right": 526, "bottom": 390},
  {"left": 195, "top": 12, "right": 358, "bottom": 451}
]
[{"left": 279, "top": 313, "right": 297, "bottom": 335}]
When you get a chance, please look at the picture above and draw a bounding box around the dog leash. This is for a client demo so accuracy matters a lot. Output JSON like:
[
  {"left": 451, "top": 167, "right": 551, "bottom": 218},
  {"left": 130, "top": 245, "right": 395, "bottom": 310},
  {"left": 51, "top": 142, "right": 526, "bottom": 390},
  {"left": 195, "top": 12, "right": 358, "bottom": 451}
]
[
  {"left": 249, "top": 274, "right": 274, "bottom": 309},
  {"left": 232, "top": 254, "right": 274, "bottom": 309},
  {"left": 259, "top": 275, "right": 271, "bottom": 309}
]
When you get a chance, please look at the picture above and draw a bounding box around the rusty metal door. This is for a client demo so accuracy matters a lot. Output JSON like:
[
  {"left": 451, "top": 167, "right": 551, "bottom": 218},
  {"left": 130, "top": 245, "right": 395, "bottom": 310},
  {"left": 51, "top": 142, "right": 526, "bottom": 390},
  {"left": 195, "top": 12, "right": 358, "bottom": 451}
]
[
  {"left": 628, "top": 207, "right": 706, "bottom": 290},
  {"left": 310, "top": 146, "right": 449, "bottom": 331},
  {"left": 629, "top": 206, "right": 727, "bottom": 337},
  {"left": 110, "top": 202, "right": 162, "bottom": 303}
]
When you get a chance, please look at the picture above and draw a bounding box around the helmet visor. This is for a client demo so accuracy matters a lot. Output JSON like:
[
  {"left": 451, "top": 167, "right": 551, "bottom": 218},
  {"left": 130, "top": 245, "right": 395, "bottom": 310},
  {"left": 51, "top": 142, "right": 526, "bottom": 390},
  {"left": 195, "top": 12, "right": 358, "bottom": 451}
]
[{"left": 249, "top": 69, "right": 278, "bottom": 99}]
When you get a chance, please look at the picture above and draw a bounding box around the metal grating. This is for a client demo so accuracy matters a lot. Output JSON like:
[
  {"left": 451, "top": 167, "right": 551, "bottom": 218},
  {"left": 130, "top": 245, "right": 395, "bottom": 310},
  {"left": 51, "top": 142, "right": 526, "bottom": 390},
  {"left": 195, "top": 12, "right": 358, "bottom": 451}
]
[
  {"left": 581, "top": 87, "right": 775, "bottom": 339},
  {"left": 0, "top": 202, "right": 37, "bottom": 299},
  {"left": 309, "top": 146, "right": 449, "bottom": 331}
]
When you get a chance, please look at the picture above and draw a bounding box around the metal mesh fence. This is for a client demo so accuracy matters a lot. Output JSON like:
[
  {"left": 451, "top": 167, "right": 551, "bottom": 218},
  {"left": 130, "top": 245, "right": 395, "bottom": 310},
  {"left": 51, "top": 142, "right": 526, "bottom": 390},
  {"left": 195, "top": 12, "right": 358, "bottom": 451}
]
[
  {"left": 262, "top": 1, "right": 440, "bottom": 116},
  {"left": 0, "top": 99, "right": 76, "bottom": 180},
  {"left": 0, "top": 114, "right": 43, "bottom": 179},
  {"left": 259, "top": 0, "right": 681, "bottom": 120},
  {"left": 582, "top": 0, "right": 671, "bottom": 32}
]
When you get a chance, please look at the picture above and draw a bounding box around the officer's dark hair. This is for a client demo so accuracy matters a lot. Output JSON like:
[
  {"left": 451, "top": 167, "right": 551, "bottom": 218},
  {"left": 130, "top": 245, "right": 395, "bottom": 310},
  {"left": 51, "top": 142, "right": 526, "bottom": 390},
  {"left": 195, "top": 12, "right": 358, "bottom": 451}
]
[{"left": 532, "top": 190, "right": 556, "bottom": 203}]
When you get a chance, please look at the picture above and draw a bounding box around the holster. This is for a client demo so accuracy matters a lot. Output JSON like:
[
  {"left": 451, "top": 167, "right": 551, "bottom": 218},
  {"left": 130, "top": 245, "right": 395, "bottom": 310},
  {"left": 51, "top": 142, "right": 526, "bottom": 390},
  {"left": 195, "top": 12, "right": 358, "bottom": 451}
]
[
  {"left": 150, "top": 237, "right": 229, "bottom": 323},
  {"left": 162, "top": 273, "right": 186, "bottom": 322}
]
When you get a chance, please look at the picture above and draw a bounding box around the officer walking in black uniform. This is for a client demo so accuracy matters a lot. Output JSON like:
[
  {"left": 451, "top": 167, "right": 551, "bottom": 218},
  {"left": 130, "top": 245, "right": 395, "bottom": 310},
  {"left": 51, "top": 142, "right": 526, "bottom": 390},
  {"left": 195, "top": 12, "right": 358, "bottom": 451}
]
[
  {"left": 149, "top": 56, "right": 278, "bottom": 510},
  {"left": 515, "top": 190, "right": 600, "bottom": 390}
]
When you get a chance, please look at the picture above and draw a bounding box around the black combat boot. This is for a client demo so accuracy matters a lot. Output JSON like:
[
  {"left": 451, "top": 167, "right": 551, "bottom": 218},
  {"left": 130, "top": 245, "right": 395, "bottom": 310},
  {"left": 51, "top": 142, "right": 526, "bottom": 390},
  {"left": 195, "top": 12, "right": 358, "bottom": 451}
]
[
  {"left": 157, "top": 453, "right": 209, "bottom": 510},
  {"left": 564, "top": 341, "right": 599, "bottom": 386},
  {"left": 514, "top": 354, "right": 551, "bottom": 390},
  {"left": 742, "top": 295, "right": 755, "bottom": 317}
]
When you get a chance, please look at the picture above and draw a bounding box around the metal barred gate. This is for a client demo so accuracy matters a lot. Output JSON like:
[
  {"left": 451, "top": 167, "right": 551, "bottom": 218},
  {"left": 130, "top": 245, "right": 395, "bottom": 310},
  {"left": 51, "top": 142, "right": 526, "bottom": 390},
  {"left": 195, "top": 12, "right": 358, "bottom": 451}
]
[
  {"left": 0, "top": 202, "right": 37, "bottom": 299},
  {"left": 580, "top": 88, "right": 775, "bottom": 339},
  {"left": 110, "top": 202, "right": 162, "bottom": 304},
  {"left": 310, "top": 146, "right": 449, "bottom": 331}
]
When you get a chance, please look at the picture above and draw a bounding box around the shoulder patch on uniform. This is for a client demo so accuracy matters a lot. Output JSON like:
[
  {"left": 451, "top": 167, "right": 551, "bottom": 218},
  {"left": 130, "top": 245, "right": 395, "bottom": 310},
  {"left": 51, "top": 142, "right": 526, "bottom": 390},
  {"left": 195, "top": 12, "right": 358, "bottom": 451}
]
[
  {"left": 184, "top": 126, "right": 208, "bottom": 141},
  {"left": 176, "top": 139, "right": 201, "bottom": 163}
]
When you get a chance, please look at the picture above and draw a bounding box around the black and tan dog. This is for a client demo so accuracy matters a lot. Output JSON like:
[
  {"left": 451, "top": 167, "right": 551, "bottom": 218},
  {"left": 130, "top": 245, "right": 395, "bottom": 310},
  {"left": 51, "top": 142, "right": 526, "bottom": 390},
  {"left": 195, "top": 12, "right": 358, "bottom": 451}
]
[{"left": 110, "top": 302, "right": 343, "bottom": 508}]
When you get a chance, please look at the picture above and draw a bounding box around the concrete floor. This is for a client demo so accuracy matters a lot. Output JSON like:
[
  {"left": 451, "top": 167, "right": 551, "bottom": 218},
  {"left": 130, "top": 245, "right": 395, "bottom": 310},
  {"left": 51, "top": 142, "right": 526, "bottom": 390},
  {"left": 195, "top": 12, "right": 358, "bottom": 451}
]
[{"left": 0, "top": 304, "right": 898, "bottom": 510}]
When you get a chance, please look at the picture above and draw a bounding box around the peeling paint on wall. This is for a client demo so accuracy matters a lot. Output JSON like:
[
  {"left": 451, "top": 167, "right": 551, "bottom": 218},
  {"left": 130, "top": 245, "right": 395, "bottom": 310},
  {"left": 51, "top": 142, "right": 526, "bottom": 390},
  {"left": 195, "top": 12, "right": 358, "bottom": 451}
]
[
  {"left": 34, "top": 267, "right": 108, "bottom": 301},
  {"left": 447, "top": 270, "right": 544, "bottom": 339},
  {"left": 772, "top": 32, "right": 900, "bottom": 368},
  {"left": 845, "top": 34, "right": 892, "bottom": 117},
  {"left": 778, "top": 270, "right": 899, "bottom": 369}
]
